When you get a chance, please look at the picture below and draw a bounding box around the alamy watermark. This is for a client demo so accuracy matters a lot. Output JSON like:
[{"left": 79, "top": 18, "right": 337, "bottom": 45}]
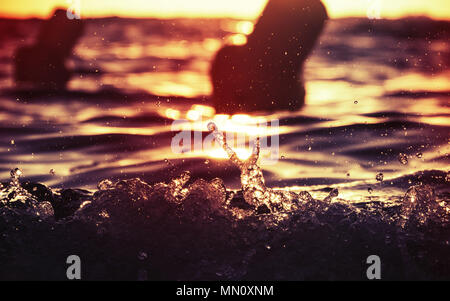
[
  {"left": 66, "top": 0, "right": 81, "bottom": 19},
  {"left": 366, "top": 255, "right": 381, "bottom": 279},
  {"left": 171, "top": 117, "right": 280, "bottom": 164},
  {"left": 66, "top": 255, "right": 81, "bottom": 279}
]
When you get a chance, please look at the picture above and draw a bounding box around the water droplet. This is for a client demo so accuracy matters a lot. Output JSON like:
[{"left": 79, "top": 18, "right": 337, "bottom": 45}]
[
  {"left": 298, "top": 191, "right": 313, "bottom": 203},
  {"left": 180, "top": 171, "right": 191, "bottom": 182},
  {"left": 207, "top": 122, "right": 217, "bottom": 132},
  {"left": 368, "top": 187, "right": 373, "bottom": 194},
  {"left": 49, "top": 169, "right": 56, "bottom": 175},
  {"left": 98, "top": 210, "right": 110, "bottom": 218},
  {"left": 204, "top": 159, "right": 209, "bottom": 165},
  {"left": 265, "top": 244, "right": 271, "bottom": 250},
  {"left": 398, "top": 153, "right": 408, "bottom": 165},
  {"left": 323, "top": 188, "right": 339, "bottom": 202},
  {"left": 9, "top": 168, "right": 23, "bottom": 188},
  {"left": 376, "top": 173, "right": 384, "bottom": 182},
  {"left": 354, "top": 100, "right": 358, "bottom": 104},
  {"left": 10, "top": 140, "right": 14, "bottom": 145},
  {"left": 98, "top": 179, "right": 114, "bottom": 190},
  {"left": 137, "top": 251, "right": 148, "bottom": 261},
  {"left": 10, "top": 168, "right": 22, "bottom": 179},
  {"left": 281, "top": 155, "right": 285, "bottom": 160},
  {"left": 416, "top": 152, "right": 423, "bottom": 158},
  {"left": 328, "top": 188, "right": 339, "bottom": 198}
]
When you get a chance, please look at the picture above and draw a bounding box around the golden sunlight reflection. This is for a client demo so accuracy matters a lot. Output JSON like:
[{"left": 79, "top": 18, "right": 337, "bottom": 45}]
[
  {"left": 236, "top": 21, "right": 255, "bottom": 35},
  {"left": 306, "top": 80, "right": 382, "bottom": 104},
  {"left": 1, "top": 0, "right": 449, "bottom": 195},
  {"left": 168, "top": 112, "right": 288, "bottom": 136},
  {"left": 227, "top": 34, "right": 247, "bottom": 46},
  {"left": 221, "top": 20, "right": 255, "bottom": 35},
  {"left": 78, "top": 124, "right": 160, "bottom": 136},
  {"left": 190, "top": 104, "right": 216, "bottom": 117},
  {"left": 202, "top": 39, "right": 222, "bottom": 53},
  {"left": 165, "top": 108, "right": 181, "bottom": 120},
  {"left": 417, "top": 116, "right": 450, "bottom": 126},
  {"left": 120, "top": 71, "right": 211, "bottom": 97},
  {"left": 208, "top": 147, "right": 252, "bottom": 161},
  {"left": 186, "top": 109, "right": 201, "bottom": 121},
  {"left": 166, "top": 110, "right": 291, "bottom": 162},
  {"left": 142, "top": 42, "right": 196, "bottom": 60},
  {"left": 384, "top": 72, "right": 450, "bottom": 92},
  {"left": 183, "top": 104, "right": 216, "bottom": 121}
]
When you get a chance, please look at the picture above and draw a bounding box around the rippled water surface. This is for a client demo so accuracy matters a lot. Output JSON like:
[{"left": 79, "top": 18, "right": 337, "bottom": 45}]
[{"left": 0, "top": 17, "right": 449, "bottom": 201}]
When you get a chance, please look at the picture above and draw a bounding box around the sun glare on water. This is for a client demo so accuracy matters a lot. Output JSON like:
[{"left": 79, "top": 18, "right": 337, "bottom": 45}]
[{"left": 162, "top": 104, "right": 287, "bottom": 161}]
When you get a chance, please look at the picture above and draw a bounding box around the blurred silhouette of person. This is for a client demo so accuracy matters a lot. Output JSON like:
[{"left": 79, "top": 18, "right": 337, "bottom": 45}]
[
  {"left": 210, "top": 0, "right": 328, "bottom": 113},
  {"left": 14, "top": 8, "right": 84, "bottom": 91}
]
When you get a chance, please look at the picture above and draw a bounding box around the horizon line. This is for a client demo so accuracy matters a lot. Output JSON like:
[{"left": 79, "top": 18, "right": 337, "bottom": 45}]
[{"left": 0, "top": 12, "right": 449, "bottom": 22}]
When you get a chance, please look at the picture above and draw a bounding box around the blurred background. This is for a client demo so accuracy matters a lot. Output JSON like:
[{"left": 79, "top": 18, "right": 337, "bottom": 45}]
[{"left": 0, "top": 0, "right": 448, "bottom": 202}]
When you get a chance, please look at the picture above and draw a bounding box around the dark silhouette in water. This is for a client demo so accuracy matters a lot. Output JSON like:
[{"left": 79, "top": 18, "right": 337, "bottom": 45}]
[
  {"left": 210, "top": 0, "right": 328, "bottom": 113},
  {"left": 14, "top": 9, "right": 84, "bottom": 91}
]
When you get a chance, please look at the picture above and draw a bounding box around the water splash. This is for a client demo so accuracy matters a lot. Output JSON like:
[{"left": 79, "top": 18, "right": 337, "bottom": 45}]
[
  {"left": 0, "top": 168, "right": 54, "bottom": 218},
  {"left": 0, "top": 167, "right": 448, "bottom": 280},
  {"left": 1, "top": 168, "right": 30, "bottom": 206},
  {"left": 9, "top": 168, "right": 22, "bottom": 188},
  {"left": 398, "top": 153, "right": 408, "bottom": 165},
  {"left": 165, "top": 170, "right": 191, "bottom": 202},
  {"left": 207, "top": 122, "right": 308, "bottom": 212},
  {"left": 323, "top": 188, "right": 339, "bottom": 203},
  {"left": 376, "top": 173, "right": 384, "bottom": 182},
  {"left": 98, "top": 179, "right": 114, "bottom": 190},
  {"left": 398, "top": 185, "right": 448, "bottom": 229}
]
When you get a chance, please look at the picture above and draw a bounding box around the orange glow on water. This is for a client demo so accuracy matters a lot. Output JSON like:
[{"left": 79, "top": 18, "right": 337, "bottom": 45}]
[
  {"left": 0, "top": 1, "right": 448, "bottom": 191},
  {"left": 208, "top": 146, "right": 252, "bottom": 161},
  {"left": 165, "top": 108, "right": 181, "bottom": 120},
  {"left": 227, "top": 34, "right": 247, "bottom": 46}
]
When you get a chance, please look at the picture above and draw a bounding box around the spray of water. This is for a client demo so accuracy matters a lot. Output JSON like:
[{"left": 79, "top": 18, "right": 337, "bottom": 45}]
[{"left": 207, "top": 122, "right": 324, "bottom": 212}]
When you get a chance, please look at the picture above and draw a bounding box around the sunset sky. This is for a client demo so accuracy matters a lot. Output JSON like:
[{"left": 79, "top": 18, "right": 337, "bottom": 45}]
[{"left": 0, "top": 0, "right": 449, "bottom": 20}]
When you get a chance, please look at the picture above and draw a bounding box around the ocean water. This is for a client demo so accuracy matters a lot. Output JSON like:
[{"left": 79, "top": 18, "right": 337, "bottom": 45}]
[{"left": 0, "top": 17, "right": 449, "bottom": 280}]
